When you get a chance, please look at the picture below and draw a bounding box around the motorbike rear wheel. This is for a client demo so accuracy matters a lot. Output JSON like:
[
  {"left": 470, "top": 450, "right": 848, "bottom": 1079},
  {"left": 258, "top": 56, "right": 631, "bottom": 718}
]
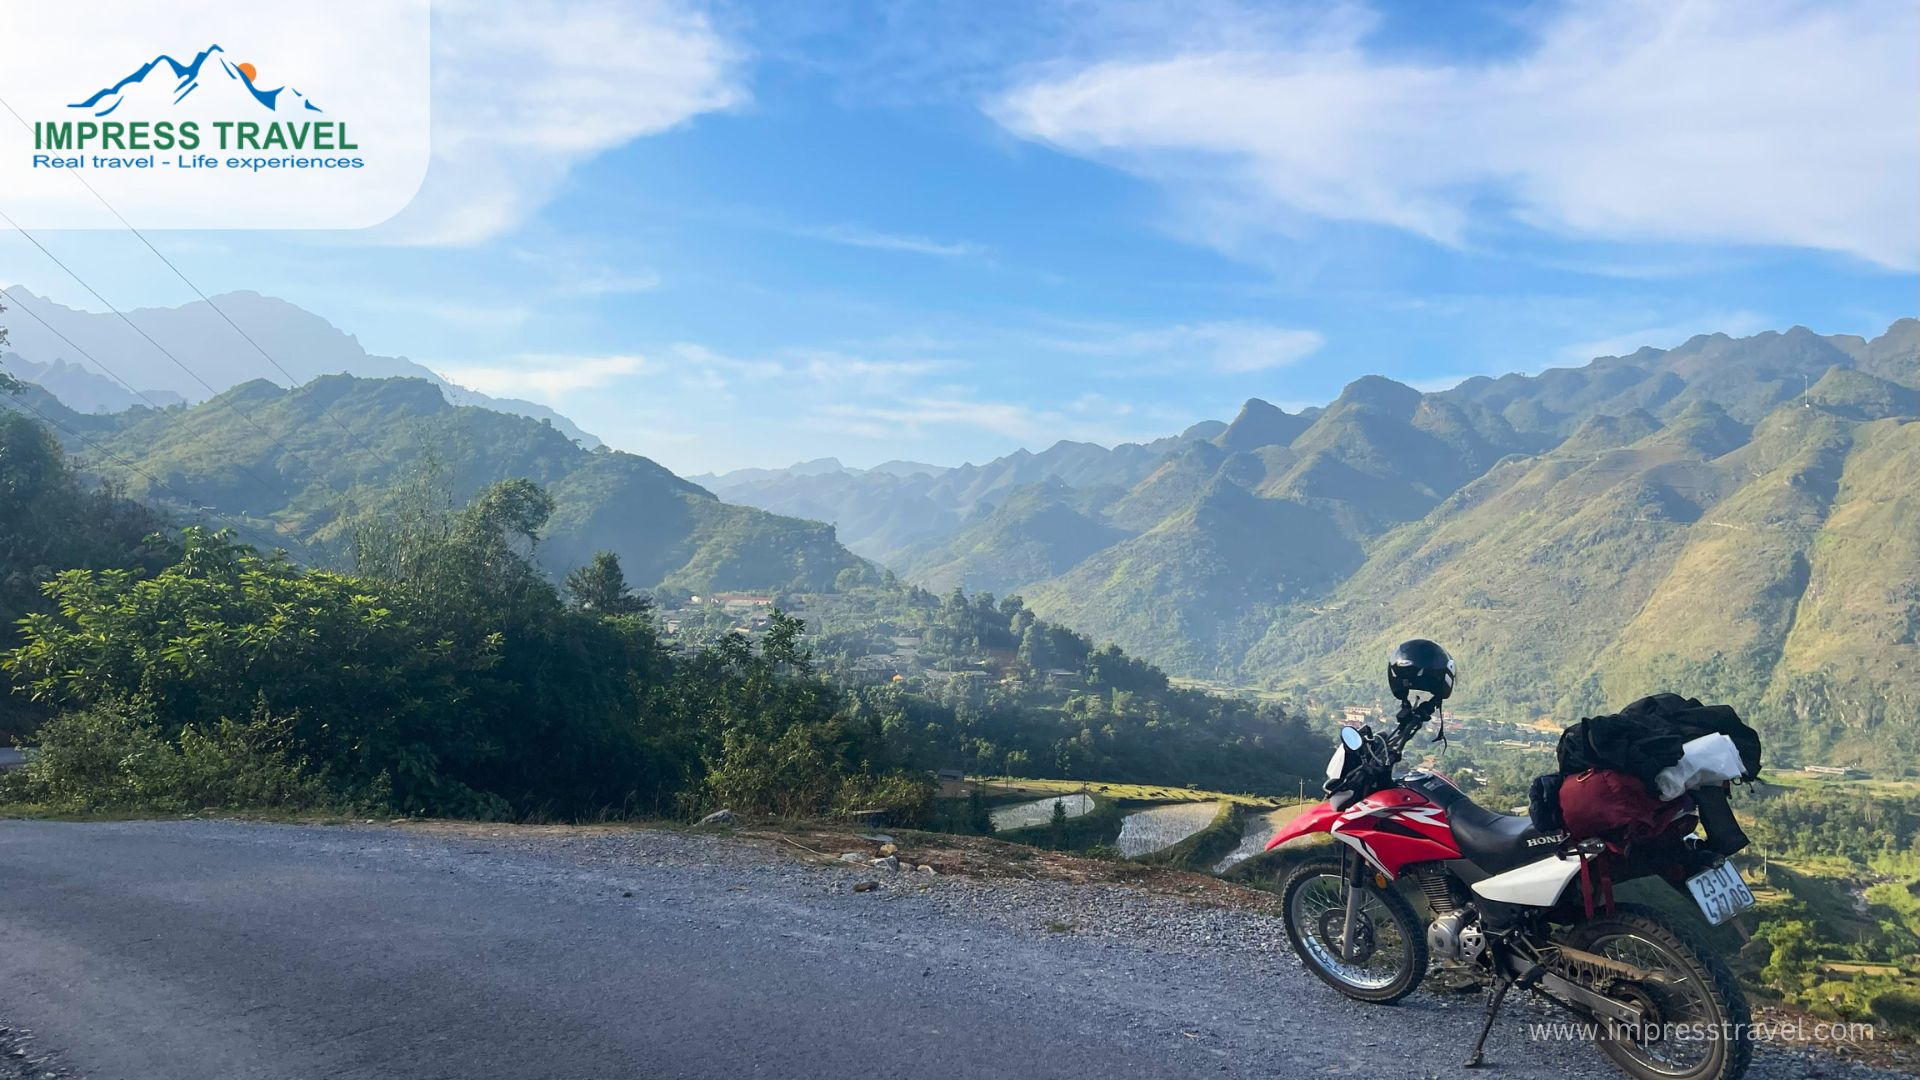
[
  {"left": 1563, "top": 903, "right": 1753, "bottom": 1080},
  {"left": 1280, "top": 856, "right": 1427, "bottom": 1004}
]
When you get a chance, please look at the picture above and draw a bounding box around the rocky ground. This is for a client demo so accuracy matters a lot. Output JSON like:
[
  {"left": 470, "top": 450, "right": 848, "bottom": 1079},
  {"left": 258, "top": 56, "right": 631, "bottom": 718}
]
[{"left": 0, "top": 818, "right": 1910, "bottom": 1079}]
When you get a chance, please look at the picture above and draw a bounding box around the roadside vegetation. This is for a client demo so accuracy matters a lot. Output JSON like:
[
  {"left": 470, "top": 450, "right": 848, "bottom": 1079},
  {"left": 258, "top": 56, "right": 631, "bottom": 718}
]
[{"left": 0, "top": 400, "right": 1314, "bottom": 830}]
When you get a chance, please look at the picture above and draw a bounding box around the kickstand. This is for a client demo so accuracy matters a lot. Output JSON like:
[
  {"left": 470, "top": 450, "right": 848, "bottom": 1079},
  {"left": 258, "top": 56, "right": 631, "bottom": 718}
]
[
  {"left": 1463, "top": 977, "right": 1510, "bottom": 1068},
  {"left": 1464, "top": 963, "right": 1544, "bottom": 1068}
]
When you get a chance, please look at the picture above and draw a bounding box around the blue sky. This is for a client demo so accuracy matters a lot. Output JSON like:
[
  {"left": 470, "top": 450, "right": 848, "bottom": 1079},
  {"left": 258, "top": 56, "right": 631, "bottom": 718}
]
[{"left": 3, "top": 0, "right": 1915, "bottom": 474}]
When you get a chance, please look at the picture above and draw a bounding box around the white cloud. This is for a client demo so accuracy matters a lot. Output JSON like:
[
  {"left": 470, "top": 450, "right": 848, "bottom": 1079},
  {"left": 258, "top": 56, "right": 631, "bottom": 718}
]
[
  {"left": 382, "top": 0, "right": 747, "bottom": 244},
  {"left": 791, "top": 350, "right": 945, "bottom": 386},
  {"left": 785, "top": 222, "right": 988, "bottom": 259},
  {"left": 1042, "top": 319, "right": 1324, "bottom": 374},
  {"left": 436, "top": 352, "right": 653, "bottom": 399},
  {"left": 992, "top": 0, "right": 1920, "bottom": 269},
  {"left": 668, "top": 342, "right": 785, "bottom": 380},
  {"left": 565, "top": 269, "right": 664, "bottom": 296}
]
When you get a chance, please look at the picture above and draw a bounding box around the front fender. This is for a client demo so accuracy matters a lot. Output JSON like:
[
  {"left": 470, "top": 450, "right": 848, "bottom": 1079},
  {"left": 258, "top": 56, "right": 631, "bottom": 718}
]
[{"left": 1264, "top": 800, "right": 1341, "bottom": 851}]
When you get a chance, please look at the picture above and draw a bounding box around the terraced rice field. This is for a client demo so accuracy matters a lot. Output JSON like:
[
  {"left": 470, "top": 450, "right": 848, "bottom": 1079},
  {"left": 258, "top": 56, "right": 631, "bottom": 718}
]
[
  {"left": 1212, "top": 803, "right": 1314, "bottom": 872},
  {"left": 990, "top": 793, "right": 1095, "bottom": 831},
  {"left": 1116, "top": 801, "right": 1221, "bottom": 857}
]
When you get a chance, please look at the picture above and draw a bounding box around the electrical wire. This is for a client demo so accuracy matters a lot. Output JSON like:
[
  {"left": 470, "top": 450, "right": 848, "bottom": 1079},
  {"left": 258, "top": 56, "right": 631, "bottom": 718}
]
[
  {"left": 0, "top": 94, "right": 396, "bottom": 470},
  {"left": 1, "top": 289, "right": 302, "bottom": 509},
  {"left": 2, "top": 392, "right": 299, "bottom": 556}
]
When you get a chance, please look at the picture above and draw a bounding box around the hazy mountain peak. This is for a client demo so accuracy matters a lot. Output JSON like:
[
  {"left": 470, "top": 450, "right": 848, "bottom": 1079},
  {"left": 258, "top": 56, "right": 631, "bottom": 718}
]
[
  {"left": 1808, "top": 366, "right": 1920, "bottom": 421},
  {"left": 1641, "top": 400, "right": 1751, "bottom": 458},
  {"left": 1560, "top": 409, "right": 1665, "bottom": 455},
  {"left": 1215, "top": 397, "right": 1309, "bottom": 453},
  {"left": 0, "top": 286, "right": 603, "bottom": 449},
  {"left": 1332, "top": 374, "right": 1422, "bottom": 419}
]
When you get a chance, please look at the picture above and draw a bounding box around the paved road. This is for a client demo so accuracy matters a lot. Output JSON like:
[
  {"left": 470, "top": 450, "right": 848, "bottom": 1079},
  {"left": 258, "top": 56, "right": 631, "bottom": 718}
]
[{"left": 0, "top": 821, "right": 1900, "bottom": 1080}]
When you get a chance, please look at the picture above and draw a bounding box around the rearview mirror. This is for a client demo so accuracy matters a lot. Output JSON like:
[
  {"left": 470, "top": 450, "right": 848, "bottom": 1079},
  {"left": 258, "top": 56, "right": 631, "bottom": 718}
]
[{"left": 1340, "top": 726, "right": 1363, "bottom": 750}]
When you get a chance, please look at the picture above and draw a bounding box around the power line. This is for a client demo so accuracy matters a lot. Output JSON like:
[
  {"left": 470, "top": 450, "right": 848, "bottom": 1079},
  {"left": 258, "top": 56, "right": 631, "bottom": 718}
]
[
  {"left": 2, "top": 391, "right": 299, "bottom": 557},
  {"left": 1, "top": 289, "right": 302, "bottom": 509},
  {"left": 0, "top": 94, "right": 396, "bottom": 470},
  {"left": 0, "top": 207, "right": 351, "bottom": 497},
  {"left": 0, "top": 290, "right": 174, "bottom": 415}
]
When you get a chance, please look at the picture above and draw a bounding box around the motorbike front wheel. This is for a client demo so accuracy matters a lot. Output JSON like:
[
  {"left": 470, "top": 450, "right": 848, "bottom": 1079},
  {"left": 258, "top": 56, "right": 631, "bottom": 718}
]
[{"left": 1280, "top": 856, "right": 1427, "bottom": 1003}]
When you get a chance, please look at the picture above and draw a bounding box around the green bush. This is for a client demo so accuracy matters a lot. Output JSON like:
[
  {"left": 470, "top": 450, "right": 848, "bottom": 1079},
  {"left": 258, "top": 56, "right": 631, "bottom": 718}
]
[
  {"left": 2, "top": 701, "right": 341, "bottom": 814},
  {"left": 834, "top": 770, "right": 935, "bottom": 827},
  {"left": 1869, "top": 989, "right": 1920, "bottom": 1038}
]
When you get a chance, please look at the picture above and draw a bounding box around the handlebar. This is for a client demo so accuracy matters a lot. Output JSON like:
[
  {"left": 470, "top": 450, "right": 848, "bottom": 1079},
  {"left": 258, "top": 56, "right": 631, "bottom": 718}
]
[
  {"left": 1327, "top": 697, "right": 1440, "bottom": 799},
  {"left": 1384, "top": 696, "right": 1440, "bottom": 757}
]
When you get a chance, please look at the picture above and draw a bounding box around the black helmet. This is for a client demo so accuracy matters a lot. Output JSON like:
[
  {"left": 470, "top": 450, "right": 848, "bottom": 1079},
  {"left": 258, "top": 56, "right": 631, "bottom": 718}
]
[{"left": 1388, "top": 639, "right": 1455, "bottom": 701}]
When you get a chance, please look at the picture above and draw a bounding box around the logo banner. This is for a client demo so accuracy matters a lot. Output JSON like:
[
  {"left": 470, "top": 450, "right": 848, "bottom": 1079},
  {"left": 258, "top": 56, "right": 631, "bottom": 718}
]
[{"left": 1, "top": 0, "right": 431, "bottom": 230}]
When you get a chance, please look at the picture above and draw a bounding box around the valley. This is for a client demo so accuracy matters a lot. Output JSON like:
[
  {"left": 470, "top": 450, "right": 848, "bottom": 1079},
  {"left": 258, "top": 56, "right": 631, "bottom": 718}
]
[{"left": 703, "top": 321, "right": 1920, "bottom": 768}]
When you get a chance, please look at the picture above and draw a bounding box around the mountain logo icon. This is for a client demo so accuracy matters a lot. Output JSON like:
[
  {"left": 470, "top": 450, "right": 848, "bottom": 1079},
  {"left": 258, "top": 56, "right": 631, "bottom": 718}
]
[{"left": 70, "top": 44, "right": 322, "bottom": 117}]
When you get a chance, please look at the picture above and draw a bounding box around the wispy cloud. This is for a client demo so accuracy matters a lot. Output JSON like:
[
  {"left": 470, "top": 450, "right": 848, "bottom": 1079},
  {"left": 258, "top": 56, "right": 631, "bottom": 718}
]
[
  {"left": 436, "top": 353, "right": 654, "bottom": 399},
  {"left": 1040, "top": 319, "right": 1324, "bottom": 374},
  {"left": 992, "top": 0, "right": 1919, "bottom": 269},
  {"left": 510, "top": 246, "right": 663, "bottom": 297},
  {"left": 380, "top": 0, "right": 748, "bottom": 245},
  {"left": 782, "top": 221, "right": 989, "bottom": 259}
]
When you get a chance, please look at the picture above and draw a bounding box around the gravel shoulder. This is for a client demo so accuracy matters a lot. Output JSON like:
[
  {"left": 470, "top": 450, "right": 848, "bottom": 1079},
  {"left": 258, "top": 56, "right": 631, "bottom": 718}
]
[{"left": 0, "top": 818, "right": 1909, "bottom": 1080}]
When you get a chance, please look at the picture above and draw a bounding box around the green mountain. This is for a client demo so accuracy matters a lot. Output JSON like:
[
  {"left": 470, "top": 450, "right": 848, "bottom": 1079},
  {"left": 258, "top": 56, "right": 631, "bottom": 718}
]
[
  {"left": 705, "top": 426, "right": 1221, "bottom": 564},
  {"left": 9, "top": 374, "right": 869, "bottom": 593},
  {"left": 895, "top": 478, "right": 1130, "bottom": 596},
  {"left": 1024, "top": 476, "right": 1363, "bottom": 676},
  {"left": 703, "top": 319, "right": 1918, "bottom": 764},
  {"left": 1242, "top": 342, "right": 1920, "bottom": 763}
]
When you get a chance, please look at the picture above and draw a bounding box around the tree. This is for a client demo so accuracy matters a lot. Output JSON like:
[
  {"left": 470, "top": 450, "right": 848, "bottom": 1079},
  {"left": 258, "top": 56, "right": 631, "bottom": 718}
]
[
  {"left": 967, "top": 786, "right": 994, "bottom": 834},
  {"left": 1048, "top": 797, "right": 1069, "bottom": 848},
  {"left": 1759, "top": 919, "right": 1819, "bottom": 995},
  {"left": 566, "top": 551, "right": 649, "bottom": 616}
]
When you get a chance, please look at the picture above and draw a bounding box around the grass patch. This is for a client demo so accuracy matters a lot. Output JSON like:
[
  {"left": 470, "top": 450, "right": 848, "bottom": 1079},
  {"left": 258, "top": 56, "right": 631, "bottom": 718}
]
[{"left": 969, "top": 775, "right": 1293, "bottom": 809}]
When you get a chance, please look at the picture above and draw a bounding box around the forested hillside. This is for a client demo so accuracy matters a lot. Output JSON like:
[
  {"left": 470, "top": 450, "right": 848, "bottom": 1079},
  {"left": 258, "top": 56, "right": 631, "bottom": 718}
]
[
  {"left": 2, "top": 373, "right": 871, "bottom": 595},
  {"left": 0, "top": 339, "right": 1317, "bottom": 814},
  {"left": 716, "top": 321, "right": 1920, "bottom": 766}
]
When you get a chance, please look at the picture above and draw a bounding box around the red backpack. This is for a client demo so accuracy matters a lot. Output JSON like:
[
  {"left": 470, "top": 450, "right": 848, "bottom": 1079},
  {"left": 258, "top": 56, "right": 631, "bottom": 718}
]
[{"left": 1557, "top": 768, "right": 1689, "bottom": 844}]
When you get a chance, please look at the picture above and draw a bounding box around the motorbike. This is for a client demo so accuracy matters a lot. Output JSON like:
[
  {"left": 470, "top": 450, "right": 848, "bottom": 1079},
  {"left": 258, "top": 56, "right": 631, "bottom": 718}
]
[{"left": 1269, "top": 696, "right": 1756, "bottom": 1080}]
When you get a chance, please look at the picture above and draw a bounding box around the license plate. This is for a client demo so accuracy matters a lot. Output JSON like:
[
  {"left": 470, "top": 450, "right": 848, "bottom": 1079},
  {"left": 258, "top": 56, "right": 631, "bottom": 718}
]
[{"left": 1687, "top": 861, "right": 1755, "bottom": 926}]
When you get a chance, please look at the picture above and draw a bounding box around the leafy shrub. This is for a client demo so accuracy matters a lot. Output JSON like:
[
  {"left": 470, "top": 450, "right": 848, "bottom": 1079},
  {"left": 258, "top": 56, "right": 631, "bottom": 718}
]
[
  {"left": 833, "top": 770, "right": 934, "bottom": 827},
  {"left": 1870, "top": 989, "right": 1920, "bottom": 1038},
  {"left": 2, "top": 701, "right": 340, "bottom": 814}
]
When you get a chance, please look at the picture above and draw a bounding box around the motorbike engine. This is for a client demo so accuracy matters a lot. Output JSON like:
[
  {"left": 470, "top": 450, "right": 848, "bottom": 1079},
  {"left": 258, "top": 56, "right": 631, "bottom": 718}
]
[{"left": 1426, "top": 909, "right": 1488, "bottom": 963}]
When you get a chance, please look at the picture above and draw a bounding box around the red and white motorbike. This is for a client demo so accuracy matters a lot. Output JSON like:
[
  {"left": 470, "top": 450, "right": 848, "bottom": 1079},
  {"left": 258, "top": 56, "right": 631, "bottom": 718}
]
[{"left": 1270, "top": 696, "right": 1756, "bottom": 1080}]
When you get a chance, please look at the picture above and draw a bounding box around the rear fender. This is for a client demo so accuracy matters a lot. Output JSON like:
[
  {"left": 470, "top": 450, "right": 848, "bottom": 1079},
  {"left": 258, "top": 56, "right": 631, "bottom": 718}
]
[{"left": 1264, "top": 800, "right": 1341, "bottom": 851}]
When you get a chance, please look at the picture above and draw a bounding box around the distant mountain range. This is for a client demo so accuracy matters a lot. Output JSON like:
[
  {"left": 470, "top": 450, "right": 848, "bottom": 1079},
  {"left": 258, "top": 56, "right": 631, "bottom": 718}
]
[
  {"left": 4, "top": 374, "right": 867, "bottom": 595},
  {"left": 0, "top": 288, "right": 601, "bottom": 448},
  {"left": 6, "top": 288, "right": 1914, "bottom": 764},
  {"left": 712, "top": 321, "right": 1920, "bottom": 765}
]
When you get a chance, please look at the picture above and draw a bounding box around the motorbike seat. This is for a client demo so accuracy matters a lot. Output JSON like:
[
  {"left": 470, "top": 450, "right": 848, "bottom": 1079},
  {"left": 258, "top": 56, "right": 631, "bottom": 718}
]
[{"left": 1447, "top": 796, "right": 1561, "bottom": 875}]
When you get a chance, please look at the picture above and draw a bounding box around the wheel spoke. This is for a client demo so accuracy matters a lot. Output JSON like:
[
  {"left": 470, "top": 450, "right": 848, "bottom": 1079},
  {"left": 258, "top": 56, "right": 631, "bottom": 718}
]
[
  {"left": 1581, "top": 930, "right": 1719, "bottom": 1076},
  {"left": 1288, "top": 873, "right": 1408, "bottom": 991}
]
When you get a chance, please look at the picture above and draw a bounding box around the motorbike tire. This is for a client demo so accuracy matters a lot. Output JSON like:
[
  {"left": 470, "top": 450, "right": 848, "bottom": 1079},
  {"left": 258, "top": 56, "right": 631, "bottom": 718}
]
[
  {"left": 1565, "top": 903, "right": 1754, "bottom": 1080},
  {"left": 1280, "top": 856, "right": 1427, "bottom": 1004}
]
